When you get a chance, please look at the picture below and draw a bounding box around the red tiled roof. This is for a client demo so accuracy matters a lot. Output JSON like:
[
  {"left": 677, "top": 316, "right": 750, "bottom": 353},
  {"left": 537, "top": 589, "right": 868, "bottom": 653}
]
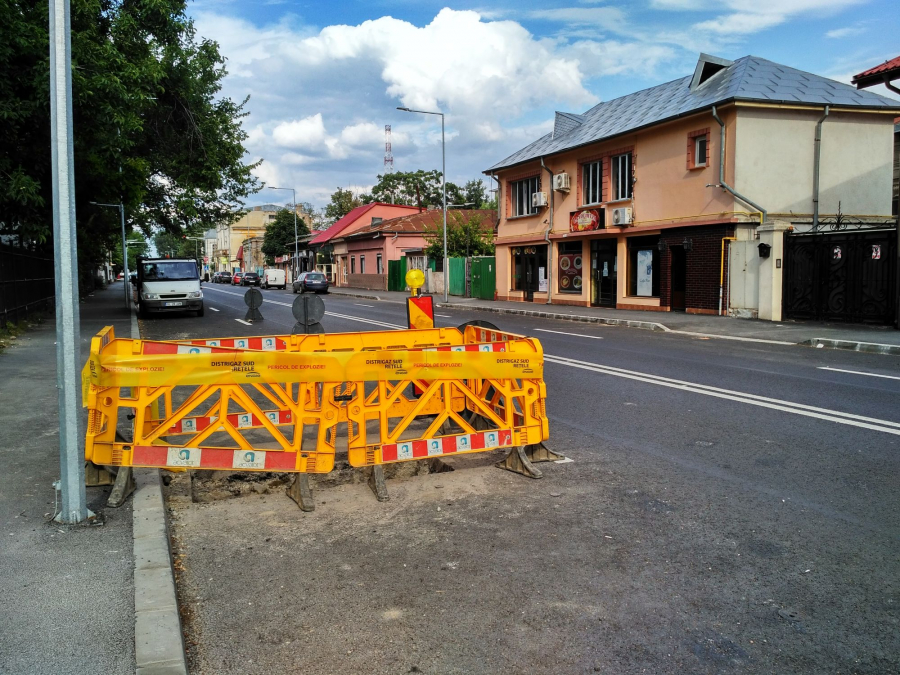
[
  {"left": 852, "top": 56, "right": 900, "bottom": 87},
  {"left": 342, "top": 209, "right": 498, "bottom": 238},
  {"left": 308, "top": 203, "right": 420, "bottom": 245}
]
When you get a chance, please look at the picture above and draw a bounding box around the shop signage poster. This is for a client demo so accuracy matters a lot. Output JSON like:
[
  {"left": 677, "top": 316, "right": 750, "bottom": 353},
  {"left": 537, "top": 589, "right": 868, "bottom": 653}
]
[
  {"left": 557, "top": 254, "right": 583, "bottom": 293},
  {"left": 538, "top": 267, "right": 548, "bottom": 292},
  {"left": 637, "top": 250, "right": 653, "bottom": 296},
  {"left": 569, "top": 209, "right": 603, "bottom": 232}
]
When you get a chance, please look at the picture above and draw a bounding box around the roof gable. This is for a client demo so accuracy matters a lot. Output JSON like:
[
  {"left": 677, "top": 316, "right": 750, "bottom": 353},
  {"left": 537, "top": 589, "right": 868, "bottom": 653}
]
[
  {"left": 308, "top": 203, "right": 420, "bottom": 245},
  {"left": 487, "top": 54, "right": 900, "bottom": 173}
]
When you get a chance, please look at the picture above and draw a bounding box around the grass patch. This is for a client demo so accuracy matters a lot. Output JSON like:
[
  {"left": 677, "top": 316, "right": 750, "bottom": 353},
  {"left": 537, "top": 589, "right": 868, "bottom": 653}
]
[{"left": 0, "top": 310, "right": 52, "bottom": 354}]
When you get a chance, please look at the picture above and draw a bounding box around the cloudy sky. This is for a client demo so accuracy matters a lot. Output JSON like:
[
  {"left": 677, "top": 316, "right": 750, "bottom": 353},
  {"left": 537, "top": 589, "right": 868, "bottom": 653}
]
[{"left": 189, "top": 0, "right": 900, "bottom": 209}]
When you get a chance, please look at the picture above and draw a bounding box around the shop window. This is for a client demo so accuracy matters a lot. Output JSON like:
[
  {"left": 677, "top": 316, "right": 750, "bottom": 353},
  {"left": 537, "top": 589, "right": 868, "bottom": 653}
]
[
  {"left": 582, "top": 160, "right": 602, "bottom": 206},
  {"left": 511, "top": 245, "right": 548, "bottom": 292},
  {"left": 511, "top": 176, "right": 540, "bottom": 217},
  {"left": 557, "top": 242, "right": 583, "bottom": 294},
  {"left": 376, "top": 254, "right": 383, "bottom": 274},
  {"left": 350, "top": 256, "right": 355, "bottom": 275},
  {"left": 627, "top": 236, "right": 660, "bottom": 297},
  {"left": 611, "top": 153, "right": 632, "bottom": 200},
  {"left": 360, "top": 255, "right": 366, "bottom": 274}
]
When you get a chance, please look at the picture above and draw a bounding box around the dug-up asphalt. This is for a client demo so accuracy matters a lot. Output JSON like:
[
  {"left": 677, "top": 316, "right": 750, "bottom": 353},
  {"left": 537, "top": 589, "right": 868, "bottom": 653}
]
[
  {"left": 326, "top": 287, "right": 900, "bottom": 354},
  {"left": 0, "top": 284, "right": 136, "bottom": 675}
]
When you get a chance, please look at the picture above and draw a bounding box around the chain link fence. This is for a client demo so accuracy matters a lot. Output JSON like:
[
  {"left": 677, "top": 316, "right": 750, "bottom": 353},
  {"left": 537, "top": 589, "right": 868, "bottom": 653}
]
[{"left": 0, "top": 244, "right": 55, "bottom": 325}]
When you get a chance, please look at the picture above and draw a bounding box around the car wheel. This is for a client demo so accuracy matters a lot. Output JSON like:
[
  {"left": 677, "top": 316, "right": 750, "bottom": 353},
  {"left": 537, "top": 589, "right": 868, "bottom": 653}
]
[
  {"left": 196, "top": 302, "right": 204, "bottom": 317},
  {"left": 138, "top": 301, "right": 149, "bottom": 319},
  {"left": 291, "top": 285, "right": 297, "bottom": 294}
]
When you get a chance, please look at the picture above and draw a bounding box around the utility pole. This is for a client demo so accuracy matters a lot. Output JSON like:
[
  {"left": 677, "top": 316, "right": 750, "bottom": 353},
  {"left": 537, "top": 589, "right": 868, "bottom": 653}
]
[{"left": 50, "top": 0, "right": 88, "bottom": 523}]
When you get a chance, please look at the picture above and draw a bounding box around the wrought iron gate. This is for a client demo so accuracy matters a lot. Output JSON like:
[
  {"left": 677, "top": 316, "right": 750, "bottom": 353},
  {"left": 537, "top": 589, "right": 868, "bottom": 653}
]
[{"left": 783, "top": 230, "right": 896, "bottom": 324}]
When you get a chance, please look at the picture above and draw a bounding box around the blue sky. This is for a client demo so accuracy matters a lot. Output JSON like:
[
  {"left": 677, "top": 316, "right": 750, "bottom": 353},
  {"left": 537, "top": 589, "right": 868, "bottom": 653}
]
[{"left": 188, "top": 0, "right": 900, "bottom": 210}]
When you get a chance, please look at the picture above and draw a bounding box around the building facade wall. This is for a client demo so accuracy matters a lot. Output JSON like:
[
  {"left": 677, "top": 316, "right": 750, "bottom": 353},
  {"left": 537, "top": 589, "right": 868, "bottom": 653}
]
[{"left": 733, "top": 107, "right": 895, "bottom": 217}]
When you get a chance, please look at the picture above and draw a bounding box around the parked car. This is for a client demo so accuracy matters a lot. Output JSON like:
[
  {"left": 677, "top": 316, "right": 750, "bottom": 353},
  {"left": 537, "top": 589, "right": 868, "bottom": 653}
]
[
  {"left": 213, "top": 271, "right": 232, "bottom": 284},
  {"left": 292, "top": 271, "right": 329, "bottom": 294},
  {"left": 231, "top": 272, "right": 244, "bottom": 286},
  {"left": 241, "top": 272, "right": 261, "bottom": 287},
  {"left": 262, "top": 268, "right": 286, "bottom": 290}
]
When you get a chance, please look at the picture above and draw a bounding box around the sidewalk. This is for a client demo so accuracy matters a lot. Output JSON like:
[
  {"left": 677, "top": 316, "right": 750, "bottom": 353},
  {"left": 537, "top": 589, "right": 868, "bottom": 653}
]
[
  {"left": 327, "top": 286, "right": 900, "bottom": 354},
  {"left": 0, "top": 284, "right": 135, "bottom": 674}
]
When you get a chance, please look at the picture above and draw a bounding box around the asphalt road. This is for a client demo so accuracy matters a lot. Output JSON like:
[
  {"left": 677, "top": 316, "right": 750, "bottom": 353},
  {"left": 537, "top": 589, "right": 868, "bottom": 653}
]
[{"left": 142, "top": 283, "right": 900, "bottom": 674}]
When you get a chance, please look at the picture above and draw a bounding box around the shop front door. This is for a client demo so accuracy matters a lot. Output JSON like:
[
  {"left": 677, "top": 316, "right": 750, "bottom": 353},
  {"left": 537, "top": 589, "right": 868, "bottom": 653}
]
[
  {"left": 590, "top": 240, "right": 617, "bottom": 307},
  {"left": 670, "top": 246, "right": 686, "bottom": 311}
]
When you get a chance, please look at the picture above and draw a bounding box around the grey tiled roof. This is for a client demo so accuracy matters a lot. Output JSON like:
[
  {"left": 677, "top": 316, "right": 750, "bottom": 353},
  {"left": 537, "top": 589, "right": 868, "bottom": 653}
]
[{"left": 487, "top": 55, "right": 900, "bottom": 173}]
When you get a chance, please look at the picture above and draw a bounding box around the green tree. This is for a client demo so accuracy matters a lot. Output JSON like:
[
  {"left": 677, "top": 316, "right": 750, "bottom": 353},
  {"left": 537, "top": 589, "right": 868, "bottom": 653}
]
[
  {"left": 423, "top": 212, "right": 495, "bottom": 259},
  {"left": 367, "top": 170, "right": 462, "bottom": 209},
  {"left": 0, "top": 0, "right": 260, "bottom": 282},
  {"left": 262, "top": 209, "right": 309, "bottom": 264},
  {"left": 112, "top": 231, "right": 150, "bottom": 273},
  {"left": 324, "top": 187, "right": 366, "bottom": 222},
  {"left": 463, "top": 179, "right": 496, "bottom": 209}
]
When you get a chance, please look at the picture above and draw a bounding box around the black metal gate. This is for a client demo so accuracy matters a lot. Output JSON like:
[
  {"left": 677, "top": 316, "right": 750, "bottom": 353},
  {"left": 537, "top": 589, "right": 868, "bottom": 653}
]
[{"left": 783, "top": 230, "right": 897, "bottom": 324}]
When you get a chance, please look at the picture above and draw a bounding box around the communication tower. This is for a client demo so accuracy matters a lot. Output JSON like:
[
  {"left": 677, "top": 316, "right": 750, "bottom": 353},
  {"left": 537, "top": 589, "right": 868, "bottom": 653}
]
[{"left": 384, "top": 124, "right": 394, "bottom": 173}]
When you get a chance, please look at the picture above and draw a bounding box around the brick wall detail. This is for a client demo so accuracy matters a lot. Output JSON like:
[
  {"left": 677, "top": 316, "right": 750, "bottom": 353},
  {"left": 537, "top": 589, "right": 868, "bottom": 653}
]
[{"left": 658, "top": 224, "right": 734, "bottom": 312}]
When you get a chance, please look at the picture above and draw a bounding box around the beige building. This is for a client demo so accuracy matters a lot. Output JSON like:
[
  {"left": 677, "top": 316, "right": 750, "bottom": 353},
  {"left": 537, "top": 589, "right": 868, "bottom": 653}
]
[
  {"left": 213, "top": 204, "right": 281, "bottom": 273},
  {"left": 487, "top": 54, "right": 900, "bottom": 324}
]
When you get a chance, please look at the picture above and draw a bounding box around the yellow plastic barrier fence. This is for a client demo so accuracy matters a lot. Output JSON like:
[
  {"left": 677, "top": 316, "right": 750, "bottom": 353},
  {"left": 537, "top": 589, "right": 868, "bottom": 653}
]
[{"left": 83, "top": 324, "right": 549, "bottom": 480}]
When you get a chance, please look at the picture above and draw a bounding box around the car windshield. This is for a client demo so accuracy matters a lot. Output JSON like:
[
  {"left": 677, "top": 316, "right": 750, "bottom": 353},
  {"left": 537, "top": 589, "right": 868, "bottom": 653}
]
[
  {"left": 142, "top": 262, "right": 198, "bottom": 281},
  {"left": 307, "top": 273, "right": 326, "bottom": 281}
]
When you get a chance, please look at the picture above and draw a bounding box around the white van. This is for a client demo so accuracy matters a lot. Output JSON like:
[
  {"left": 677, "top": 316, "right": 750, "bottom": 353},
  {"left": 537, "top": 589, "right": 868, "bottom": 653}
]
[
  {"left": 135, "top": 257, "right": 203, "bottom": 318},
  {"left": 262, "top": 268, "right": 286, "bottom": 289}
]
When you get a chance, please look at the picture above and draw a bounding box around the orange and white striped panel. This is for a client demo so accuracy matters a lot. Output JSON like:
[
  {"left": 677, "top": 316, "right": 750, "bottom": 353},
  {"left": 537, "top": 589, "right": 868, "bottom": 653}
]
[{"left": 380, "top": 429, "right": 512, "bottom": 462}]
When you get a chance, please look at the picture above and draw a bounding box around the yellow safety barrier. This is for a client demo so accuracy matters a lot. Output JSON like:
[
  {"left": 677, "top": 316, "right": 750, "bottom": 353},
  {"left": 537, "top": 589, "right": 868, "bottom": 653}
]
[{"left": 83, "top": 324, "right": 550, "bottom": 492}]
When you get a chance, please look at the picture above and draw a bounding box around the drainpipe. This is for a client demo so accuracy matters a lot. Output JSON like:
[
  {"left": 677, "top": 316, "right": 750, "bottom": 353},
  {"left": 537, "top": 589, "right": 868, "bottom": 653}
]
[
  {"left": 813, "top": 106, "right": 830, "bottom": 230},
  {"left": 710, "top": 106, "right": 767, "bottom": 224},
  {"left": 540, "top": 157, "right": 553, "bottom": 304},
  {"left": 719, "top": 236, "right": 736, "bottom": 316}
]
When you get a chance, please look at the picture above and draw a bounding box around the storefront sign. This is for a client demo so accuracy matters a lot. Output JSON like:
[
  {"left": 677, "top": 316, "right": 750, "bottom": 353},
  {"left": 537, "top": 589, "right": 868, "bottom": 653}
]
[
  {"left": 569, "top": 208, "right": 604, "bottom": 232},
  {"left": 637, "top": 250, "right": 653, "bottom": 296}
]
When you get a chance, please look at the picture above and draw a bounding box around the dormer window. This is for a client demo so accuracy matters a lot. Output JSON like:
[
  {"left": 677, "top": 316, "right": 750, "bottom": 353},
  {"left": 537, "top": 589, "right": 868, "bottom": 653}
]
[
  {"left": 370, "top": 217, "right": 382, "bottom": 228},
  {"left": 689, "top": 53, "right": 733, "bottom": 91}
]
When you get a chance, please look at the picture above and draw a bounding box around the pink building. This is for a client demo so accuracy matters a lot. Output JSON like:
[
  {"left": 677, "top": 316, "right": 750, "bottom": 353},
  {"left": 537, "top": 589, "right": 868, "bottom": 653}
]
[{"left": 309, "top": 203, "right": 422, "bottom": 286}]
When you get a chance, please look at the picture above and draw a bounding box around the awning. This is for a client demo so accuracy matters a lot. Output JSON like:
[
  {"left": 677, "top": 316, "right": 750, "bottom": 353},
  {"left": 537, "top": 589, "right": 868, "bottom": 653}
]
[{"left": 236, "top": 246, "right": 244, "bottom": 260}]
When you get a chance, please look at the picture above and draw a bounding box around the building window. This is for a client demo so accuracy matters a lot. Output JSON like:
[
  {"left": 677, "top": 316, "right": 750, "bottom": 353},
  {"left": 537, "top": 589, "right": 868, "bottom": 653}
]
[
  {"left": 511, "top": 245, "right": 547, "bottom": 292},
  {"left": 510, "top": 176, "right": 540, "bottom": 217},
  {"left": 627, "top": 236, "right": 660, "bottom": 297},
  {"left": 376, "top": 254, "right": 383, "bottom": 275},
  {"left": 582, "top": 160, "right": 602, "bottom": 206},
  {"left": 360, "top": 255, "right": 365, "bottom": 274},
  {"left": 688, "top": 129, "right": 710, "bottom": 169},
  {"left": 350, "top": 256, "right": 355, "bottom": 275},
  {"left": 557, "top": 242, "right": 583, "bottom": 294},
  {"left": 611, "top": 153, "right": 632, "bottom": 201}
]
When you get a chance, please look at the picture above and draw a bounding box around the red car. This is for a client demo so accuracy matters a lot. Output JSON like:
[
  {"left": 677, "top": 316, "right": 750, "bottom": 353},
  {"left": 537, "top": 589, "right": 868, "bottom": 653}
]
[{"left": 231, "top": 272, "right": 244, "bottom": 286}]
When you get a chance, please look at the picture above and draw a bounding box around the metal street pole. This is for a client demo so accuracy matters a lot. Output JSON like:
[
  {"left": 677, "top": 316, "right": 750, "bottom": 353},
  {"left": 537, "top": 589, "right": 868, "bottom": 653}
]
[
  {"left": 397, "top": 107, "right": 448, "bottom": 301},
  {"left": 269, "top": 187, "right": 299, "bottom": 280},
  {"left": 89, "top": 201, "right": 129, "bottom": 308},
  {"left": 50, "top": 0, "right": 87, "bottom": 523}
]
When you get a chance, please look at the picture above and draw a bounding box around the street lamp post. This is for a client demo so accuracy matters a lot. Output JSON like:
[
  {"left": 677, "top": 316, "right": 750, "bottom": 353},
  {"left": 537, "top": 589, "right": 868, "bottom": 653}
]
[
  {"left": 397, "top": 107, "right": 447, "bottom": 302},
  {"left": 90, "top": 201, "right": 128, "bottom": 308},
  {"left": 268, "top": 187, "right": 299, "bottom": 281}
]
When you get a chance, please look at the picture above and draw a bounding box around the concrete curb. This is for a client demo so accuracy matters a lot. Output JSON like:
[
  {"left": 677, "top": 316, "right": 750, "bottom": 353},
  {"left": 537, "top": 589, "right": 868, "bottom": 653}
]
[
  {"left": 131, "top": 309, "right": 188, "bottom": 675},
  {"left": 437, "top": 301, "right": 669, "bottom": 332},
  {"left": 802, "top": 337, "right": 900, "bottom": 356},
  {"left": 326, "top": 290, "right": 389, "bottom": 302}
]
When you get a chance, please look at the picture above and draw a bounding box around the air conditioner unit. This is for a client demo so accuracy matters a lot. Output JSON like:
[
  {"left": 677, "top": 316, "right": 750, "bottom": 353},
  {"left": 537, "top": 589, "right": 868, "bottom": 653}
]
[
  {"left": 532, "top": 192, "right": 548, "bottom": 208},
  {"left": 611, "top": 207, "right": 633, "bottom": 226},
  {"left": 553, "top": 173, "right": 571, "bottom": 191}
]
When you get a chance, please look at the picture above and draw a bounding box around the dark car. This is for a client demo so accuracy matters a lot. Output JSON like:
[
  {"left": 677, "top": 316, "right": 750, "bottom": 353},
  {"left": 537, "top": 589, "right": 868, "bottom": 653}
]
[
  {"left": 292, "top": 271, "right": 329, "bottom": 294},
  {"left": 213, "top": 271, "right": 232, "bottom": 284},
  {"left": 231, "top": 272, "right": 244, "bottom": 286},
  {"left": 241, "top": 272, "right": 261, "bottom": 287}
]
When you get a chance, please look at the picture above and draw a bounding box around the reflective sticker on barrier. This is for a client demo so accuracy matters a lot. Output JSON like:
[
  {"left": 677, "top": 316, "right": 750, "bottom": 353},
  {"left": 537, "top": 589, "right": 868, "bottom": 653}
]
[
  {"left": 380, "top": 430, "right": 512, "bottom": 462},
  {"left": 133, "top": 445, "right": 299, "bottom": 471},
  {"left": 168, "top": 410, "right": 292, "bottom": 434}
]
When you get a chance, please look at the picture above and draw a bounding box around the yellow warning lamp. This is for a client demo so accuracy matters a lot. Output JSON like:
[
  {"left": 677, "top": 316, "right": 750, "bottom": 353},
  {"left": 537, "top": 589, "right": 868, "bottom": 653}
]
[{"left": 405, "top": 269, "right": 425, "bottom": 297}]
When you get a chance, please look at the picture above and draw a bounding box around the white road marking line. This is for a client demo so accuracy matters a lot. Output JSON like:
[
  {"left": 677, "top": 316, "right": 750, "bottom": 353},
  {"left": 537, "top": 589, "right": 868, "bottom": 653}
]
[
  {"left": 209, "top": 307, "right": 220, "bottom": 312},
  {"left": 546, "top": 354, "right": 900, "bottom": 436},
  {"left": 235, "top": 319, "right": 252, "bottom": 326},
  {"left": 534, "top": 329, "right": 603, "bottom": 340},
  {"left": 817, "top": 367, "right": 900, "bottom": 381},
  {"left": 435, "top": 314, "right": 452, "bottom": 318},
  {"left": 355, "top": 304, "right": 374, "bottom": 308},
  {"left": 668, "top": 330, "right": 794, "bottom": 345}
]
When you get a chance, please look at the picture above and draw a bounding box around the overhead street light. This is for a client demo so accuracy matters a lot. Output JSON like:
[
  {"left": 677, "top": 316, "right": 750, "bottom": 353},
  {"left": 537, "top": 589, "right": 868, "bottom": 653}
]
[
  {"left": 89, "top": 201, "right": 129, "bottom": 308},
  {"left": 268, "top": 186, "right": 299, "bottom": 281},
  {"left": 397, "top": 106, "right": 447, "bottom": 302}
]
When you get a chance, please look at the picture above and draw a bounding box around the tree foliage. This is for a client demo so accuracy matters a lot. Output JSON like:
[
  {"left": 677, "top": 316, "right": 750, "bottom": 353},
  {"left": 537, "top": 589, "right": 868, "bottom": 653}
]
[
  {"left": 262, "top": 209, "right": 309, "bottom": 264},
  {"left": 323, "top": 188, "right": 365, "bottom": 223},
  {"left": 423, "top": 212, "right": 494, "bottom": 259},
  {"left": 0, "top": 0, "right": 260, "bottom": 280},
  {"left": 112, "top": 231, "right": 150, "bottom": 272}
]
